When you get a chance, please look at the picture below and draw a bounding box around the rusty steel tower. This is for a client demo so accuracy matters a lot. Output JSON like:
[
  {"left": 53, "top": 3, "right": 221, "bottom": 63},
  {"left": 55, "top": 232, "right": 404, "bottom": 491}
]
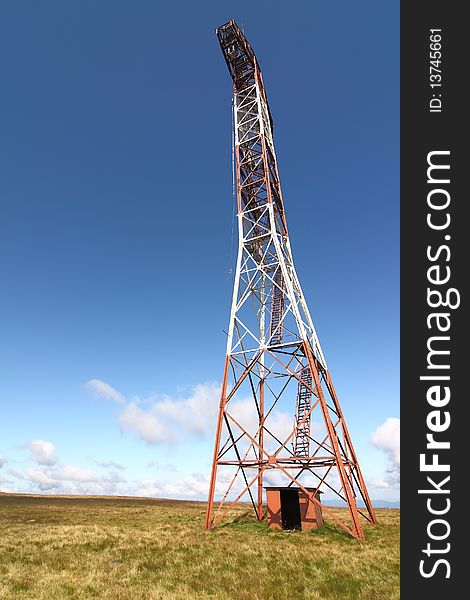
[{"left": 205, "top": 20, "right": 377, "bottom": 540}]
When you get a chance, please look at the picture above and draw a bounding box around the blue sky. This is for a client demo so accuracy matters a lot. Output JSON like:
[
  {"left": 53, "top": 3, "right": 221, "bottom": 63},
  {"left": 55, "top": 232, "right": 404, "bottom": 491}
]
[{"left": 0, "top": 1, "right": 399, "bottom": 501}]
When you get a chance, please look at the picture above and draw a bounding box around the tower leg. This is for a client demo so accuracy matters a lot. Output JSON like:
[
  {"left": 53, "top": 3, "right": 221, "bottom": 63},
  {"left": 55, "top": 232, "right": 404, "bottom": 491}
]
[
  {"left": 303, "top": 342, "right": 365, "bottom": 540},
  {"left": 323, "top": 371, "right": 378, "bottom": 525},
  {"left": 257, "top": 378, "right": 265, "bottom": 520},
  {"left": 205, "top": 357, "right": 230, "bottom": 530}
]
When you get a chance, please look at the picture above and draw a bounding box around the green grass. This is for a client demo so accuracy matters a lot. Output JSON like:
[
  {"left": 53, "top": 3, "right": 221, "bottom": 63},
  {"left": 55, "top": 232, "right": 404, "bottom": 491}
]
[{"left": 0, "top": 493, "right": 399, "bottom": 599}]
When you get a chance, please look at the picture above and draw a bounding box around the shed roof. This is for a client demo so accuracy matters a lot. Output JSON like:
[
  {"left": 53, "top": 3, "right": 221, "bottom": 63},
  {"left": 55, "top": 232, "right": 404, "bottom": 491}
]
[{"left": 264, "top": 486, "right": 323, "bottom": 493}]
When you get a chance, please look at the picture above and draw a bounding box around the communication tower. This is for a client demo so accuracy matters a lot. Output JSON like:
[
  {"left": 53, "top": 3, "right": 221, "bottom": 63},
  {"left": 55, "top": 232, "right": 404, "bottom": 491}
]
[{"left": 205, "top": 20, "right": 376, "bottom": 540}]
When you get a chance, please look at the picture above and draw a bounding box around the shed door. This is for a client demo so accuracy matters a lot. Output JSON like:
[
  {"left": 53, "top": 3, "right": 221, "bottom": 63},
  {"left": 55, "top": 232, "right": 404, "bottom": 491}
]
[{"left": 280, "top": 489, "right": 301, "bottom": 530}]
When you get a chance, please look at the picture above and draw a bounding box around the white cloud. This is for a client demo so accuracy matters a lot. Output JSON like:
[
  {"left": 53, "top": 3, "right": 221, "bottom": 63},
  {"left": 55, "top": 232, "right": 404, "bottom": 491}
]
[
  {"left": 8, "top": 459, "right": 259, "bottom": 502},
  {"left": 85, "top": 379, "right": 125, "bottom": 404},
  {"left": 25, "top": 440, "right": 58, "bottom": 466},
  {"left": 94, "top": 460, "right": 126, "bottom": 470},
  {"left": 371, "top": 417, "right": 400, "bottom": 491},
  {"left": 148, "top": 461, "right": 177, "bottom": 472},
  {"left": 109, "top": 382, "right": 221, "bottom": 445},
  {"left": 54, "top": 464, "right": 97, "bottom": 482},
  {"left": 11, "top": 461, "right": 127, "bottom": 495},
  {"left": 229, "top": 396, "right": 258, "bottom": 433},
  {"left": 2, "top": 438, "right": 132, "bottom": 496},
  {"left": 102, "top": 470, "right": 127, "bottom": 484},
  {"left": 85, "top": 379, "right": 220, "bottom": 445},
  {"left": 66, "top": 480, "right": 124, "bottom": 495},
  {"left": 24, "top": 468, "right": 60, "bottom": 491},
  {"left": 0, "top": 453, "right": 7, "bottom": 468},
  {"left": 7, "top": 468, "right": 26, "bottom": 480},
  {"left": 263, "top": 470, "right": 290, "bottom": 487},
  {"left": 137, "top": 473, "right": 210, "bottom": 499},
  {"left": 227, "top": 397, "right": 299, "bottom": 455},
  {"left": 371, "top": 417, "right": 400, "bottom": 465},
  {"left": 118, "top": 402, "right": 176, "bottom": 444},
  {"left": 126, "top": 382, "right": 293, "bottom": 450},
  {"left": 373, "top": 467, "right": 400, "bottom": 491},
  {"left": 153, "top": 382, "right": 220, "bottom": 436},
  {"left": 89, "top": 378, "right": 314, "bottom": 461}
]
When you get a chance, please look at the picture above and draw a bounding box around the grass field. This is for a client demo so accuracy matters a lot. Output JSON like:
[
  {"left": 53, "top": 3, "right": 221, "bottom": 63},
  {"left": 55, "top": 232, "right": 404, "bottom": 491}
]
[{"left": 0, "top": 493, "right": 399, "bottom": 599}]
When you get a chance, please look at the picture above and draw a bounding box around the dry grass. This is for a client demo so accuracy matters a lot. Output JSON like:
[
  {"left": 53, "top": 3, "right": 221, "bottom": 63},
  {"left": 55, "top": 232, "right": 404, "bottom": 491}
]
[{"left": 0, "top": 493, "right": 399, "bottom": 599}]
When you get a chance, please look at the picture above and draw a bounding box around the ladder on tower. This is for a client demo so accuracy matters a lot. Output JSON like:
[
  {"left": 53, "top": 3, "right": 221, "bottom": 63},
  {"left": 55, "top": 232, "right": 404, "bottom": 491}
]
[
  {"left": 270, "top": 270, "right": 284, "bottom": 345},
  {"left": 294, "top": 366, "right": 312, "bottom": 456}
]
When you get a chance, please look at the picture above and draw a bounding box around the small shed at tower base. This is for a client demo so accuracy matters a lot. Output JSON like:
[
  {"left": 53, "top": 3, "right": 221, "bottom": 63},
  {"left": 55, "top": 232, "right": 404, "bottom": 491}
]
[{"left": 265, "top": 486, "right": 323, "bottom": 531}]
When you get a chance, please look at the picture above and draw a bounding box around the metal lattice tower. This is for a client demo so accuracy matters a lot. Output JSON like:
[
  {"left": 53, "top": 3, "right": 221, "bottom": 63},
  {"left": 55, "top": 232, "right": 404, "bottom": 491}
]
[{"left": 205, "top": 20, "right": 377, "bottom": 540}]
